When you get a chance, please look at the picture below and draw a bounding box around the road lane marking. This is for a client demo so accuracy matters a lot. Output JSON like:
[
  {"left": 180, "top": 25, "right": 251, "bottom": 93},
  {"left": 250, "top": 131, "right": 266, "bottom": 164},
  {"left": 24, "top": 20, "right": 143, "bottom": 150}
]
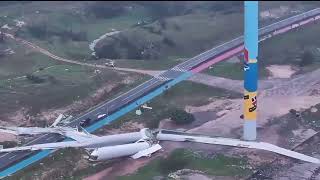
[
  {"left": 46, "top": 136, "right": 55, "bottom": 141},
  {"left": 122, "top": 81, "right": 159, "bottom": 102},
  {"left": 8, "top": 155, "right": 16, "bottom": 160},
  {"left": 70, "top": 78, "right": 157, "bottom": 122}
]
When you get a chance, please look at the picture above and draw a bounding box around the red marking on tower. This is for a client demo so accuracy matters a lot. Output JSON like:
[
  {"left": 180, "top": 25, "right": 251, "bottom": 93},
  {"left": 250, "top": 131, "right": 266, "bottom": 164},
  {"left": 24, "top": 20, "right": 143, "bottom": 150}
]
[{"left": 244, "top": 48, "right": 249, "bottom": 62}]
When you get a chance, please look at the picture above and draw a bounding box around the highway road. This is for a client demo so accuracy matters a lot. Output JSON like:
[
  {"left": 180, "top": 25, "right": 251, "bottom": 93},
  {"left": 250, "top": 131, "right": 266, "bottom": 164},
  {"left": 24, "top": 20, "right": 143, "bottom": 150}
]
[{"left": 1, "top": 7, "right": 320, "bottom": 178}]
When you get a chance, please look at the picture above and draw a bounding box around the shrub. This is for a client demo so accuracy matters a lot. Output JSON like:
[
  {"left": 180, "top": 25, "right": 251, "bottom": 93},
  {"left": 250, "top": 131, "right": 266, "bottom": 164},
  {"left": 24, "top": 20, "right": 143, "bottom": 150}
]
[
  {"left": 299, "top": 50, "right": 314, "bottom": 67},
  {"left": 159, "top": 19, "right": 167, "bottom": 29},
  {"left": 27, "top": 23, "right": 47, "bottom": 40},
  {"left": 173, "top": 23, "right": 181, "bottom": 31},
  {"left": 85, "top": 2, "right": 127, "bottom": 19},
  {"left": 168, "top": 108, "right": 195, "bottom": 125},
  {"left": 1, "top": 141, "right": 18, "bottom": 148},
  {"left": 162, "top": 37, "right": 175, "bottom": 47},
  {"left": 136, "top": 2, "right": 187, "bottom": 19},
  {"left": 26, "top": 74, "right": 45, "bottom": 84}
]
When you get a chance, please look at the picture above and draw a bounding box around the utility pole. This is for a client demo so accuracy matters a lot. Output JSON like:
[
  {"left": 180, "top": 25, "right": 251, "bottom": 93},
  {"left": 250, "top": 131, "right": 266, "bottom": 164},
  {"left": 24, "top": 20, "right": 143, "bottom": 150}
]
[{"left": 243, "top": 1, "right": 258, "bottom": 141}]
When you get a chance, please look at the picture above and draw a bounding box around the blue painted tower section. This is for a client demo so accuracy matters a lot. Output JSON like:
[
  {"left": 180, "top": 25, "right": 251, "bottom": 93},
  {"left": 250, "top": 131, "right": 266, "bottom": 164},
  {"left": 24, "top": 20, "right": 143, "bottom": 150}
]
[{"left": 243, "top": 1, "right": 258, "bottom": 141}]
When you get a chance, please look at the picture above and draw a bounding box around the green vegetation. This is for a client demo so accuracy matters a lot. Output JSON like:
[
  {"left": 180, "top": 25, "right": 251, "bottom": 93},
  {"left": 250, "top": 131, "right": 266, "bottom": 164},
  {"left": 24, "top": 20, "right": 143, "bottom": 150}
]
[
  {"left": 95, "top": 11, "right": 243, "bottom": 60},
  {"left": 299, "top": 103, "right": 320, "bottom": 129},
  {"left": 204, "top": 61, "right": 269, "bottom": 80},
  {"left": 85, "top": 2, "right": 128, "bottom": 19},
  {"left": 117, "top": 149, "right": 252, "bottom": 180},
  {"left": 25, "top": 74, "right": 46, "bottom": 84},
  {"left": 277, "top": 104, "right": 320, "bottom": 137},
  {"left": 168, "top": 108, "right": 195, "bottom": 125},
  {"left": 299, "top": 50, "right": 315, "bottom": 67},
  {"left": 204, "top": 20, "right": 320, "bottom": 80},
  {"left": 260, "top": 21, "right": 320, "bottom": 68},
  {"left": 0, "top": 141, "right": 18, "bottom": 148},
  {"left": 2, "top": 2, "right": 152, "bottom": 61},
  {"left": 8, "top": 148, "right": 86, "bottom": 180},
  {"left": 0, "top": 44, "right": 128, "bottom": 115}
]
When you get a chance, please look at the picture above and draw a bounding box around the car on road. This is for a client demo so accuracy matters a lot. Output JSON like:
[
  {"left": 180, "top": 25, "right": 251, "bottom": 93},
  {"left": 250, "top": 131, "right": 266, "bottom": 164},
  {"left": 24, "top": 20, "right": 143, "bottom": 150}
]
[
  {"left": 97, "top": 114, "right": 107, "bottom": 120},
  {"left": 79, "top": 118, "right": 92, "bottom": 127},
  {"left": 105, "top": 60, "right": 115, "bottom": 67}
]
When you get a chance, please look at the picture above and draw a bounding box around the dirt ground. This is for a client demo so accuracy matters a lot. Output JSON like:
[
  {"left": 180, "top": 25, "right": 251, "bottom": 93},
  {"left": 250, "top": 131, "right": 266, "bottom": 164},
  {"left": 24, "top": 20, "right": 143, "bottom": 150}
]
[
  {"left": 260, "top": 5, "right": 291, "bottom": 20},
  {"left": 0, "top": 133, "right": 16, "bottom": 142},
  {"left": 266, "top": 65, "right": 297, "bottom": 79}
]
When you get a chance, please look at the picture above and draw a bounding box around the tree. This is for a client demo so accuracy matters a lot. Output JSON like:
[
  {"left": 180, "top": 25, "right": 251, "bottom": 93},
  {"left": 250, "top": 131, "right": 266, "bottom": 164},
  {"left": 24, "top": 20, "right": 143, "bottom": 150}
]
[
  {"left": 168, "top": 108, "right": 195, "bottom": 125},
  {"left": 299, "top": 50, "right": 314, "bottom": 67},
  {"left": 162, "top": 37, "right": 175, "bottom": 47},
  {"left": 26, "top": 74, "right": 45, "bottom": 84},
  {"left": 159, "top": 19, "right": 167, "bottom": 29},
  {"left": 136, "top": 2, "right": 187, "bottom": 20},
  {"left": 86, "top": 2, "right": 127, "bottom": 19},
  {"left": 0, "top": 31, "right": 4, "bottom": 43},
  {"left": 27, "top": 22, "right": 47, "bottom": 40}
]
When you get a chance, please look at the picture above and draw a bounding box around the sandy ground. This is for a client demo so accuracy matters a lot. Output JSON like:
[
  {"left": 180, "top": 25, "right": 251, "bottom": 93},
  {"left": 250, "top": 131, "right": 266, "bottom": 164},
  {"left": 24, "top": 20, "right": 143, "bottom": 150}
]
[
  {"left": 187, "top": 96, "right": 320, "bottom": 137},
  {"left": 0, "top": 107, "right": 30, "bottom": 126},
  {"left": 0, "top": 132, "right": 17, "bottom": 142},
  {"left": 266, "top": 65, "right": 296, "bottom": 79},
  {"left": 260, "top": 6, "right": 290, "bottom": 20}
]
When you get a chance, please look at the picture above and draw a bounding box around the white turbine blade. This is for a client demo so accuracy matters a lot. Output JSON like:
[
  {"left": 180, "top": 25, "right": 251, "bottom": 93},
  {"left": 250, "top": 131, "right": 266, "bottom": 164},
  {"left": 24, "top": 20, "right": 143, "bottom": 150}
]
[
  {"left": 141, "top": 105, "right": 152, "bottom": 110},
  {"left": 0, "top": 126, "right": 53, "bottom": 135},
  {"left": 50, "top": 114, "right": 64, "bottom": 127},
  {"left": 0, "top": 125, "right": 93, "bottom": 143},
  {"left": 0, "top": 141, "right": 85, "bottom": 152},
  {"left": 0, "top": 127, "right": 19, "bottom": 135},
  {"left": 62, "top": 130, "right": 95, "bottom": 143},
  {"left": 157, "top": 132, "right": 320, "bottom": 164},
  {"left": 131, "top": 144, "right": 162, "bottom": 159}
]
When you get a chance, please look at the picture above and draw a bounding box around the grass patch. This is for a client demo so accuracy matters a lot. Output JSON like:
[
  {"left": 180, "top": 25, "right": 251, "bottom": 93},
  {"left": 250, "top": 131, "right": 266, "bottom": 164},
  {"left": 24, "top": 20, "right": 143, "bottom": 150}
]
[
  {"left": 117, "top": 149, "right": 252, "bottom": 180},
  {"left": 0, "top": 47, "right": 127, "bottom": 115},
  {"left": 95, "top": 11, "right": 243, "bottom": 60},
  {"left": 204, "top": 61, "right": 269, "bottom": 80},
  {"left": 0, "top": 43, "right": 58, "bottom": 80},
  {"left": 7, "top": 147, "right": 86, "bottom": 180},
  {"left": 299, "top": 103, "right": 320, "bottom": 129},
  {"left": 9, "top": 3, "right": 151, "bottom": 61},
  {"left": 205, "top": 21, "right": 320, "bottom": 80},
  {"left": 260, "top": 21, "right": 320, "bottom": 67}
]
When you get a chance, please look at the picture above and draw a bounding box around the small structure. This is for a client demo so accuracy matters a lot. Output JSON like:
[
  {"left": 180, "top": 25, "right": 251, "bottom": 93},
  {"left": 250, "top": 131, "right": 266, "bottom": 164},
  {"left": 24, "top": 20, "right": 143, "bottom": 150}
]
[
  {"left": 136, "top": 109, "right": 142, "bottom": 115},
  {"left": 14, "top": 20, "right": 26, "bottom": 28},
  {"left": 141, "top": 103, "right": 152, "bottom": 110},
  {"left": 1, "top": 24, "right": 12, "bottom": 30},
  {"left": 104, "top": 60, "right": 115, "bottom": 67}
]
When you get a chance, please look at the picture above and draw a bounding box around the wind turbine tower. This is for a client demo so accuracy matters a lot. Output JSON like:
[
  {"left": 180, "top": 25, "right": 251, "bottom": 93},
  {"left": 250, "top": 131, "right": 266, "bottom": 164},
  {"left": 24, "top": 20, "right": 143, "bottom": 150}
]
[{"left": 243, "top": 1, "right": 258, "bottom": 141}]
